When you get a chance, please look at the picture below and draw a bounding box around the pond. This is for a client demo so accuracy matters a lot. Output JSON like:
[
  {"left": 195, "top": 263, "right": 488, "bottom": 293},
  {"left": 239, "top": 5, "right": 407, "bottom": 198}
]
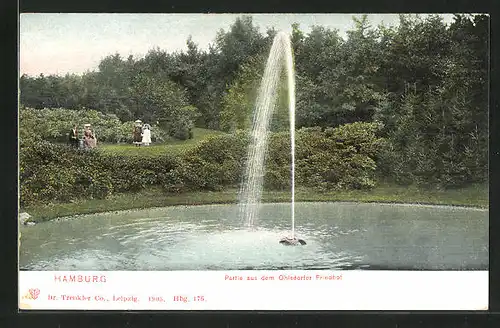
[{"left": 19, "top": 202, "right": 489, "bottom": 271}]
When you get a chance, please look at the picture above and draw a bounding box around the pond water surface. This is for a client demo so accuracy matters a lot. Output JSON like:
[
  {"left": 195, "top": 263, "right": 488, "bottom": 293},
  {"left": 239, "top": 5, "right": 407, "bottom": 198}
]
[{"left": 19, "top": 202, "right": 488, "bottom": 271}]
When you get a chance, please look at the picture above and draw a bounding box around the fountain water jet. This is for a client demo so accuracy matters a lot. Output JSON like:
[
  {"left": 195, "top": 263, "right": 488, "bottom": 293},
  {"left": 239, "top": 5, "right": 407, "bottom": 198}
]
[{"left": 238, "top": 31, "right": 305, "bottom": 246}]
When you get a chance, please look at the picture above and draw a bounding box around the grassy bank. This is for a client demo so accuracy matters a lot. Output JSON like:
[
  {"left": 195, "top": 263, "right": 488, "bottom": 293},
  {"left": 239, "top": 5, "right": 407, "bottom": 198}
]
[
  {"left": 22, "top": 183, "right": 488, "bottom": 223},
  {"left": 99, "top": 127, "right": 225, "bottom": 156}
]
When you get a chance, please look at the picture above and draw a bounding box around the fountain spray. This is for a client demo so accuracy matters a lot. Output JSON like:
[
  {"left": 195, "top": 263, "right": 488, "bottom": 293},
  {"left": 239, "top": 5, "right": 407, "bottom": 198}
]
[{"left": 238, "top": 31, "right": 305, "bottom": 246}]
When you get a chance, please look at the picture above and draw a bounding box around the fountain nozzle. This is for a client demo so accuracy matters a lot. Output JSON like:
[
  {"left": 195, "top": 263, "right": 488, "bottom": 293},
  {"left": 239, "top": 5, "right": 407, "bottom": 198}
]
[{"left": 279, "top": 236, "right": 306, "bottom": 246}]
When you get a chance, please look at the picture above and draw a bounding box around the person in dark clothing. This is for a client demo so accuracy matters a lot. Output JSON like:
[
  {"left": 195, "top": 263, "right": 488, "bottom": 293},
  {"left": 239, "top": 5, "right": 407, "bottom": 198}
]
[
  {"left": 69, "top": 124, "right": 79, "bottom": 148},
  {"left": 133, "top": 126, "right": 142, "bottom": 146}
]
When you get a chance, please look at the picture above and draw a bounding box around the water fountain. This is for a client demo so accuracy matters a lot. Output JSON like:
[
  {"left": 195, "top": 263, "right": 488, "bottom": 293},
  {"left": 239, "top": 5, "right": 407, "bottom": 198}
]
[{"left": 238, "top": 31, "right": 306, "bottom": 246}]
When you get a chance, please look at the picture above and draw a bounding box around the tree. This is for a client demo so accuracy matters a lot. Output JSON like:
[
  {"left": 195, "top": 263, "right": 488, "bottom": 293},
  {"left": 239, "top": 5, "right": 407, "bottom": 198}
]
[
  {"left": 131, "top": 73, "right": 198, "bottom": 139},
  {"left": 321, "top": 15, "right": 385, "bottom": 125},
  {"left": 377, "top": 14, "right": 451, "bottom": 99},
  {"left": 295, "top": 17, "right": 384, "bottom": 128},
  {"left": 220, "top": 54, "right": 266, "bottom": 132},
  {"left": 205, "top": 16, "right": 267, "bottom": 129}
]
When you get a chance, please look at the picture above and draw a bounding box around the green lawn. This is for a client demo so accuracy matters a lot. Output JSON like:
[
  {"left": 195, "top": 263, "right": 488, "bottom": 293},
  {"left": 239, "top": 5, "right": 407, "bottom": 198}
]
[
  {"left": 99, "top": 127, "right": 225, "bottom": 156},
  {"left": 23, "top": 183, "right": 488, "bottom": 223}
]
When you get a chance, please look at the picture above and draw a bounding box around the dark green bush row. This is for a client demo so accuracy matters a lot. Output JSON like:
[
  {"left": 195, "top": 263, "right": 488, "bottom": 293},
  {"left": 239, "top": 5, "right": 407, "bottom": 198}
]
[
  {"left": 166, "top": 130, "right": 251, "bottom": 192},
  {"left": 20, "top": 122, "right": 385, "bottom": 206},
  {"left": 20, "top": 141, "right": 111, "bottom": 204},
  {"left": 20, "top": 141, "right": 182, "bottom": 205},
  {"left": 267, "top": 122, "right": 385, "bottom": 191}
]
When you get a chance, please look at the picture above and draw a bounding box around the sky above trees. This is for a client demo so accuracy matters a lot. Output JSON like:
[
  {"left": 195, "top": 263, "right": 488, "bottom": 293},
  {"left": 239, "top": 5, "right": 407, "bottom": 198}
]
[{"left": 20, "top": 13, "right": 455, "bottom": 76}]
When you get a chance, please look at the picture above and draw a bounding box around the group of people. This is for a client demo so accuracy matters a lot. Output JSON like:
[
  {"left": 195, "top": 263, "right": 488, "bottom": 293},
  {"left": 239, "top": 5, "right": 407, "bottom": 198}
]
[
  {"left": 68, "top": 124, "right": 97, "bottom": 149},
  {"left": 133, "top": 122, "right": 152, "bottom": 146},
  {"left": 68, "top": 121, "right": 152, "bottom": 148}
]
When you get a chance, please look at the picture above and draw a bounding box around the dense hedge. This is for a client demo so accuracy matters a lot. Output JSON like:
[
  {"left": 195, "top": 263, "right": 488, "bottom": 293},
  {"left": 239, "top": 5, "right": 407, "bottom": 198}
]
[
  {"left": 20, "top": 141, "right": 182, "bottom": 205},
  {"left": 168, "top": 130, "right": 251, "bottom": 192},
  {"left": 20, "top": 122, "right": 385, "bottom": 206},
  {"left": 267, "top": 122, "right": 385, "bottom": 190},
  {"left": 20, "top": 141, "right": 111, "bottom": 204}
]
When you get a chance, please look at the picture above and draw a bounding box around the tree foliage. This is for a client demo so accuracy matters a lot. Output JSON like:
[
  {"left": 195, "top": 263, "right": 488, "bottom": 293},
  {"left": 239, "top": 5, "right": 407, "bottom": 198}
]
[{"left": 20, "top": 14, "right": 489, "bottom": 189}]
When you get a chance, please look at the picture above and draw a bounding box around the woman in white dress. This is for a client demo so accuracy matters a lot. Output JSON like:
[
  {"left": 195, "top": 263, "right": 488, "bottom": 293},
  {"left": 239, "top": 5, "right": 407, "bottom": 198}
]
[
  {"left": 141, "top": 124, "right": 152, "bottom": 146},
  {"left": 83, "top": 124, "right": 97, "bottom": 149}
]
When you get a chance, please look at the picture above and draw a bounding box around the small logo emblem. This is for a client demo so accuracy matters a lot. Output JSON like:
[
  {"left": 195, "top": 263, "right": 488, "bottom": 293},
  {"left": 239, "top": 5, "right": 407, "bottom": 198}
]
[{"left": 28, "top": 288, "right": 40, "bottom": 300}]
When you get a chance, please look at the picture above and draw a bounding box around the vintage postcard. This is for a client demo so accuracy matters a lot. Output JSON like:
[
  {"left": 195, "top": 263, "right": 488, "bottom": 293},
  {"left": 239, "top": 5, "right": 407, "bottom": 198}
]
[{"left": 18, "top": 13, "right": 489, "bottom": 310}]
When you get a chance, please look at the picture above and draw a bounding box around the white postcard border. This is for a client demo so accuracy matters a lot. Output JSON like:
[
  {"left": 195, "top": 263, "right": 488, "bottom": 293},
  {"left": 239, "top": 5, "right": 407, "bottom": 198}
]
[{"left": 19, "top": 270, "right": 488, "bottom": 311}]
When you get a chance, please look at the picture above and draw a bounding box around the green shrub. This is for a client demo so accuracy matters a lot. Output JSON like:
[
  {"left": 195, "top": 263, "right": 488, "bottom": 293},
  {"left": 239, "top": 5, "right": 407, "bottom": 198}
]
[
  {"left": 19, "top": 141, "right": 116, "bottom": 205},
  {"left": 20, "top": 122, "right": 386, "bottom": 206},
  {"left": 166, "top": 131, "right": 250, "bottom": 191},
  {"left": 265, "top": 122, "right": 385, "bottom": 191},
  {"left": 265, "top": 131, "right": 293, "bottom": 190},
  {"left": 19, "top": 140, "right": 181, "bottom": 206}
]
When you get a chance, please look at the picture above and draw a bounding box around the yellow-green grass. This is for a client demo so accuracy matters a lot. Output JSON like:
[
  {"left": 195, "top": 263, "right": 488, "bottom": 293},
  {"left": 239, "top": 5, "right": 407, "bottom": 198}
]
[
  {"left": 99, "top": 127, "right": 225, "bottom": 156},
  {"left": 23, "top": 183, "right": 488, "bottom": 223}
]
